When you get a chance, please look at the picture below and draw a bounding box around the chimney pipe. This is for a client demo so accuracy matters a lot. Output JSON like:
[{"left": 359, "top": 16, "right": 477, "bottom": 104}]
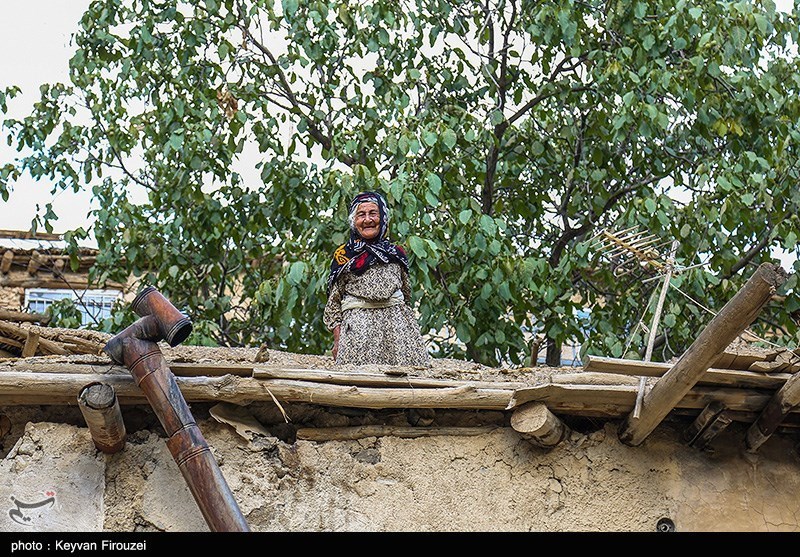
[{"left": 104, "top": 286, "right": 250, "bottom": 532}]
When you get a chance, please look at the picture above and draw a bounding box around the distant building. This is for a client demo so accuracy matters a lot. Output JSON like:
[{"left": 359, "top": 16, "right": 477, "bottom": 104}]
[{"left": 0, "top": 229, "right": 127, "bottom": 326}]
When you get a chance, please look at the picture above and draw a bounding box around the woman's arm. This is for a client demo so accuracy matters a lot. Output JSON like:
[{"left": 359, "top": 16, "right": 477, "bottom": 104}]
[
  {"left": 323, "top": 279, "right": 344, "bottom": 357},
  {"left": 331, "top": 324, "right": 341, "bottom": 359},
  {"left": 400, "top": 267, "right": 413, "bottom": 307}
]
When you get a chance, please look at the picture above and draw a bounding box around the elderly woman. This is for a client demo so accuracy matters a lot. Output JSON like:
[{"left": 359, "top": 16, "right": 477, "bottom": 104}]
[{"left": 324, "top": 191, "right": 430, "bottom": 367}]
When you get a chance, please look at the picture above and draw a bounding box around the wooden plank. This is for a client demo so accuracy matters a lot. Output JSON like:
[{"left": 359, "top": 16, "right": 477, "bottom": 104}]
[
  {"left": 253, "top": 366, "right": 529, "bottom": 389},
  {"left": 0, "top": 372, "right": 516, "bottom": 409},
  {"left": 618, "top": 263, "right": 788, "bottom": 446},
  {"left": 711, "top": 352, "right": 736, "bottom": 369},
  {"left": 582, "top": 355, "right": 792, "bottom": 389},
  {"left": 508, "top": 383, "right": 772, "bottom": 417},
  {"left": 296, "top": 426, "right": 501, "bottom": 441},
  {"left": 712, "top": 344, "right": 780, "bottom": 370}
]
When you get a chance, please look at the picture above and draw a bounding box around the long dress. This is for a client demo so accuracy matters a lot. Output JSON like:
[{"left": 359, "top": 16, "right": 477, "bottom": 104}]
[{"left": 323, "top": 262, "right": 430, "bottom": 366}]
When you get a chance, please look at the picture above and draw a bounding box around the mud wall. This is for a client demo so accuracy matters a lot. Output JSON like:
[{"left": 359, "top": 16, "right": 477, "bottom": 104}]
[{"left": 2, "top": 409, "right": 799, "bottom": 533}]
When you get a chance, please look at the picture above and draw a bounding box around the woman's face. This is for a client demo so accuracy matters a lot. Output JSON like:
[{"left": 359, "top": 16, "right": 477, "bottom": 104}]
[{"left": 354, "top": 202, "right": 381, "bottom": 240}]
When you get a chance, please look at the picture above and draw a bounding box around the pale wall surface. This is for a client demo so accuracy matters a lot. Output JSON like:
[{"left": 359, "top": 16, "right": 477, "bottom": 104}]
[{"left": 3, "top": 417, "right": 799, "bottom": 532}]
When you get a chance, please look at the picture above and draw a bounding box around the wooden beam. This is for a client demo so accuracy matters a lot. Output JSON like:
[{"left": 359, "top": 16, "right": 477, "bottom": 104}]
[
  {"left": 21, "top": 331, "right": 40, "bottom": 358},
  {"left": 77, "top": 382, "right": 127, "bottom": 454},
  {"left": 683, "top": 401, "right": 731, "bottom": 450},
  {"left": 0, "top": 275, "right": 123, "bottom": 290},
  {"left": 0, "top": 229, "right": 64, "bottom": 240},
  {"left": 296, "top": 426, "right": 501, "bottom": 441},
  {"left": 0, "top": 310, "right": 50, "bottom": 324},
  {"left": 508, "top": 382, "right": 773, "bottom": 417},
  {"left": 0, "top": 322, "right": 68, "bottom": 355},
  {"left": 0, "top": 361, "right": 253, "bottom": 377},
  {"left": 582, "top": 355, "right": 793, "bottom": 390},
  {"left": 745, "top": 371, "right": 800, "bottom": 452},
  {"left": 690, "top": 411, "right": 731, "bottom": 450},
  {"left": 617, "top": 263, "right": 788, "bottom": 447},
  {"left": 26, "top": 251, "right": 42, "bottom": 275},
  {"left": 0, "top": 336, "right": 23, "bottom": 349},
  {"left": 0, "top": 372, "right": 517, "bottom": 409},
  {"left": 52, "top": 257, "right": 65, "bottom": 276},
  {"left": 510, "top": 402, "right": 571, "bottom": 448},
  {"left": 254, "top": 366, "right": 530, "bottom": 390},
  {"left": 0, "top": 250, "right": 13, "bottom": 274}
]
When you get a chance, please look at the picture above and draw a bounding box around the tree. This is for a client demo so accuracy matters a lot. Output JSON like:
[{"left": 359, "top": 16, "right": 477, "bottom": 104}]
[{"left": 2, "top": 0, "right": 799, "bottom": 366}]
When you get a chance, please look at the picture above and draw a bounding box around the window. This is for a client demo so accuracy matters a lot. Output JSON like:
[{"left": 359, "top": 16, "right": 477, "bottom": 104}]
[{"left": 24, "top": 288, "right": 122, "bottom": 327}]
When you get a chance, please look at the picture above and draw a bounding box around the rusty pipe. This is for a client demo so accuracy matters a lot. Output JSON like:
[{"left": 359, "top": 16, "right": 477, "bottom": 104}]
[
  {"left": 122, "top": 338, "right": 249, "bottom": 532},
  {"left": 130, "top": 286, "right": 193, "bottom": 347},
  {"left": 103, "top": 286, "right": 249, "bottom": 532},
  {"left": 103, "top": 287, "right": 193, "bottom": 365}
]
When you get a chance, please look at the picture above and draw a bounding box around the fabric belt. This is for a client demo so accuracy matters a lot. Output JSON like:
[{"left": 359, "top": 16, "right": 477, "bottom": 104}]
[{"left": 341, "top": 290, "right": 404, "bottom": 312}]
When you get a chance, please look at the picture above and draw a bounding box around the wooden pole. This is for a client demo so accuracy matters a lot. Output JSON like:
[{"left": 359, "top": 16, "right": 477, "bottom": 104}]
[
  {"left": 510, "top": 402, "right": 571, "bottom": 447},
  {"left": 0, "top": 322, "right": 68, "bottom": 355},
  {"left": 26, "top": 251, "right": 42, "bottom": 275},
  {"left": 77, "top": 382, "right": 127, "bottom": 454},
  {"left": 618, "top": 262, "right": 788, "bottom": 447},
  {"left": 582, "top": 355, "right": 792, "bottom": 389},
  {"left": 0, "top": 310, "right": 50, "bottom": 324},
  {"left": 745, "top": 372, "right": 800, "bottom": 452},
  {"left": 683, "top": 401, "right": 731, "bottom": 450},
  {"left": 21, "top": 330, "right": 40, "bottom": 358},
  {"left": 634, "top": 240, "right": 679, "bottom": 417},
  {"left": 296, "top": 425, "right": 501, "bottom": 441},
  {"left": 253, "top": 366, "right": 529, "bottom": 390},
  {"left": 0, "top": 371, "right": 516, "bottom": 409},
  {"left": 0, "top": 250, "right": 13, "bottom": 274}
]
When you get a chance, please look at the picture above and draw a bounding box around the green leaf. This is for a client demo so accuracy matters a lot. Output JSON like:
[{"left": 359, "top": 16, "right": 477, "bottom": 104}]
[
  {"left": 408, "top": 236, "right": 426, "bottom": 258},
  {"left": 426, "top": 173, "right": 442, "bottom": 194},
  {"left": 287, "top": 261, "right": 306, "bottom": 285},
  {"left": 442, "top": 128, "right": 457, "bottom": 149},
  {"left": 458, "top": 209, "right": 472, "bottom": 225},
  {"left": 479, "top": 214, "right": 496, "bottom": 236}
]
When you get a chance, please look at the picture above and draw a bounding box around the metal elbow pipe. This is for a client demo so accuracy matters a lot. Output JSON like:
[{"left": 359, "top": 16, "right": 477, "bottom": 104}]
[
  {"left": 103, "top": 286, "right": 193, "bottom": 365},
  {"left": 102, "top": 286, "right": 249, "bottom": 532},
  {"left": 130, "top": 286, "right": 193, "bottom": 347}
]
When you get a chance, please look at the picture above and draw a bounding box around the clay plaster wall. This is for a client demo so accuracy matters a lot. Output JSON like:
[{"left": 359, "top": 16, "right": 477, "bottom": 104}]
[
  {"left": 0, "top": 285, "right": 23, "bottom": 310},
  {"left": 2, "top": 413, "right": 799, "bottom": 533}
]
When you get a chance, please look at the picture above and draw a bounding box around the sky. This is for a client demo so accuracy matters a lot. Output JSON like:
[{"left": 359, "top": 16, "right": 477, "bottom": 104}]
[{"left": 0, "top": 1, "right": 94, "bottom": 235}]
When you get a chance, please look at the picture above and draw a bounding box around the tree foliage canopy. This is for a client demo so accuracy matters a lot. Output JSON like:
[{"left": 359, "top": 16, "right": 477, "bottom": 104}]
[{"left": 2, "top": 0, "right": 800, "bottom": 366}]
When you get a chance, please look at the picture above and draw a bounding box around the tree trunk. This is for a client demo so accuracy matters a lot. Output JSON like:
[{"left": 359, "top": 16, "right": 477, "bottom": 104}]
[{"left": 546, "top": 337, "right": 562, "bottom": 367}]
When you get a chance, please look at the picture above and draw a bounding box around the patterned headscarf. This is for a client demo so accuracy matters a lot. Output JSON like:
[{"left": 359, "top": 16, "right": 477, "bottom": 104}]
[{"left": 327, "top": 191, "right": 409, "bottom": 294}]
